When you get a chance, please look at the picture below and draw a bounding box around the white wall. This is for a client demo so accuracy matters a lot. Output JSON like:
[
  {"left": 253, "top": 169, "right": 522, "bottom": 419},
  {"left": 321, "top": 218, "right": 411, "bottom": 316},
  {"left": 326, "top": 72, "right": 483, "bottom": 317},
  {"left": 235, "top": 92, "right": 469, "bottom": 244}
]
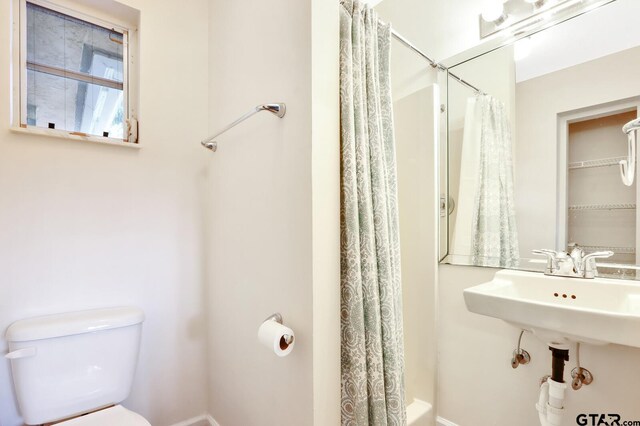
[
  {"left": 375, "top": 0, "right": 481, "bottom": 61},
  {"left": 311, "top": 0, "right": 341, "bottom": 424},
  {"left": 206, "top": 1, "right": 340, "bottom": 425},
  {"left": 0, "top": 1, "right": 211, "bottom": 425},
  {"left": 375, "top": 0, "right": 482, "bottom": 101}
]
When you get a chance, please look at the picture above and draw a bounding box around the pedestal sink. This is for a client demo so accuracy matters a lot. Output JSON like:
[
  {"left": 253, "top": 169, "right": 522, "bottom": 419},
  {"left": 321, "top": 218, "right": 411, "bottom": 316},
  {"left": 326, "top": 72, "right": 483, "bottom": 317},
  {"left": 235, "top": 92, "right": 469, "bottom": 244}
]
[{"left": 463, "top": 269, "right": 640, "bottom": 348}]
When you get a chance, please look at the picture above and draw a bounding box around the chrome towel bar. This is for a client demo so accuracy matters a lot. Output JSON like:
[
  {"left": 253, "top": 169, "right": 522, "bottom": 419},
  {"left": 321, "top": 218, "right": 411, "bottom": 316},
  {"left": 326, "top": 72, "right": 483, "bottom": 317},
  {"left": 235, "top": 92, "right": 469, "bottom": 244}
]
[{"left": 201, "top": 103, "right": 286, "bottom": 152}]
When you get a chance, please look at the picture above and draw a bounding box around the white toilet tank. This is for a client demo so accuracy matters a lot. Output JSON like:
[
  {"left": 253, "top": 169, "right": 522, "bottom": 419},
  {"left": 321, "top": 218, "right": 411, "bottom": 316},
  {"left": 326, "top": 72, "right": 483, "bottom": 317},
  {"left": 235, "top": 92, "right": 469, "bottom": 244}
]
[{"left": 5, "top": 307, "right": 145, "bottom": 425}]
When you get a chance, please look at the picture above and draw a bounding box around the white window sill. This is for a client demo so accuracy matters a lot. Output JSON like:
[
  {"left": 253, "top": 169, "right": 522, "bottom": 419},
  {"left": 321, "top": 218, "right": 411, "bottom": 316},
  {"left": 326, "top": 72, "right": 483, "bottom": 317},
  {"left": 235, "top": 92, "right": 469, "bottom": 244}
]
[{"left": 10, "top": 126, "right": 141, "bottom": 149}]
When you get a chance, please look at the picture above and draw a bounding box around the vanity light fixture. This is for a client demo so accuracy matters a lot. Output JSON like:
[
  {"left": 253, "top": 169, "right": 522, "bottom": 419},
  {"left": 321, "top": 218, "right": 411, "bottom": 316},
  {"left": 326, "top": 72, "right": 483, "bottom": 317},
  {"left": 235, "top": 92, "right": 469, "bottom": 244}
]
[
  {"left": 480, "top": 0, "right": 615, "bottom": 39},
  {"left": 524, "top": 0, "right": 547, "bottom": 7}
]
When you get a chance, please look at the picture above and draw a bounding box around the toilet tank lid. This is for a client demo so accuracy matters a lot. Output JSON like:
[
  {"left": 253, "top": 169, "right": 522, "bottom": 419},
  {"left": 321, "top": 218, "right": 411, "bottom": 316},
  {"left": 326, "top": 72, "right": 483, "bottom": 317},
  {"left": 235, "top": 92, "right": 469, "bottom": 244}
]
[{"left": 6, "top": 307, "right": 145, "bottom": 342}]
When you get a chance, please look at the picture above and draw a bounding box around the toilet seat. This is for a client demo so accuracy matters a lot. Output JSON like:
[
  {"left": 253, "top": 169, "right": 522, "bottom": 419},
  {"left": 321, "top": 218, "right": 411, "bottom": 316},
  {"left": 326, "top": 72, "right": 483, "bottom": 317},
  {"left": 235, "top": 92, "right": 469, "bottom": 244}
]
[{"left": 56, "top": 405, "right": 151, "bottom": 426}]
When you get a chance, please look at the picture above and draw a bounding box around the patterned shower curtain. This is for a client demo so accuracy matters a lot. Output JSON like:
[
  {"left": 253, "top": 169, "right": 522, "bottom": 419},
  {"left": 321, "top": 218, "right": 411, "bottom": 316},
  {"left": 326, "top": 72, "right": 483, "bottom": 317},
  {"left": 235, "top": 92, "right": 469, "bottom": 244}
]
[
  {"left": 471, "top": 95, "right": 519, "bottom": 267},
  {"left": 339, "top": 1, "right": 406, "bottom": 425}
]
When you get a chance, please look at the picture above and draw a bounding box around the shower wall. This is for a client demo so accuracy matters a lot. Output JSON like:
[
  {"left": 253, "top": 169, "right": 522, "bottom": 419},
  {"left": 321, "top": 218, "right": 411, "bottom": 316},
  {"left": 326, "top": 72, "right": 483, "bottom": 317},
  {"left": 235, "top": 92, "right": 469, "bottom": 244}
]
[
  {"left": 375, "top": 3, "right": 440, "bottom": 419},
  {"left": 394, "top": 86, "right": 439, "bottom": 419}
]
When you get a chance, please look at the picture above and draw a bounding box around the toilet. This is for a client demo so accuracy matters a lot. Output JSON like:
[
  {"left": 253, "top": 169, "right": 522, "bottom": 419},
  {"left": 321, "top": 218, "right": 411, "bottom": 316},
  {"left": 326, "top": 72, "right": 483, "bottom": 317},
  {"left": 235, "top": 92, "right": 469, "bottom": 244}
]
[{"left": 5, "top": 307, "right": 151, "bottom": 426}]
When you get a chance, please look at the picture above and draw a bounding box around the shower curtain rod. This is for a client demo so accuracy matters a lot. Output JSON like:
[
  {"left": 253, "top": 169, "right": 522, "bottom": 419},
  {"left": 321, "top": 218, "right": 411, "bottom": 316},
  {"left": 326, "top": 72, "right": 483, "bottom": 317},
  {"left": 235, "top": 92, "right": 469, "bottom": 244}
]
[
  {"left": 390, "top": 29, "right": 440, "bottom": 68},
  {"left": 390, "top": 28, "right": 485, "bottom": 96}
]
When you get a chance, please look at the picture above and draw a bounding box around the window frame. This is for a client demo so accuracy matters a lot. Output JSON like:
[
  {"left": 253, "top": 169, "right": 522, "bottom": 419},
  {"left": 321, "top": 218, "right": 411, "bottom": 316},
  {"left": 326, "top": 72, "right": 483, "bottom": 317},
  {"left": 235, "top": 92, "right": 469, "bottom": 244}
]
[{"left": 11, "top": 0, "right": 139, "bottom": 147}]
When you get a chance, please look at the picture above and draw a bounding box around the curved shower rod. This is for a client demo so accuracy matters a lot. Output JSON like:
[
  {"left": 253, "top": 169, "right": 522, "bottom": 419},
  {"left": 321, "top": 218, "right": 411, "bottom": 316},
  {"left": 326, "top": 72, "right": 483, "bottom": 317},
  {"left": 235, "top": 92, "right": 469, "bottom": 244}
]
[{"left": 201, "top": 103, "right": 286, "bottom": 152}]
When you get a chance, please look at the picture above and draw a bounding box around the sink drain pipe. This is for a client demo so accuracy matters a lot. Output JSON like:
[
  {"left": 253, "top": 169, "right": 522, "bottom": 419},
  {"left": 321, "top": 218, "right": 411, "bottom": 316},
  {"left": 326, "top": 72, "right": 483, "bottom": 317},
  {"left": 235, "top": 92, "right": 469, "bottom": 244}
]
[{"left": 537, "top": 346, "right": 569, "bottom": 426}]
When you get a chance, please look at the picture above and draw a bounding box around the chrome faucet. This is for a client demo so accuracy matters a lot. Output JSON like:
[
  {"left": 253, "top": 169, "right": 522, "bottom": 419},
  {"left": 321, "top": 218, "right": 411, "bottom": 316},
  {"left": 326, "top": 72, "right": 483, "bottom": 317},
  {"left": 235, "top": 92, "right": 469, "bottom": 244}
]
[{"left": 532, "top": 245, "right": 613, "bottom": 278}]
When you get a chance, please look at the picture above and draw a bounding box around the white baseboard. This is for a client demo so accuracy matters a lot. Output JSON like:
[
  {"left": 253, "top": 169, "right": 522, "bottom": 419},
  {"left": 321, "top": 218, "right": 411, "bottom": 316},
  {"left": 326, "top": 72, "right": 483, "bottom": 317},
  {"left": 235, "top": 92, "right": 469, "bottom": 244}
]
[
  {"left": 169, "top": 414, "right": 218, "bottom": 426},
  {"left": 436, "top": 416, "right": 459, "bottom": 426}
]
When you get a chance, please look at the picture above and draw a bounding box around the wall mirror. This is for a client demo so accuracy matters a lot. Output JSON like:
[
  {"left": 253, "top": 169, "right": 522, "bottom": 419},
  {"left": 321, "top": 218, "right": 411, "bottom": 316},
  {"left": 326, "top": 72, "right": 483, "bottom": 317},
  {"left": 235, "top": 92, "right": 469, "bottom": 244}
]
[{"left": 439, "top": 0, "right": 640, "bottom": 279}]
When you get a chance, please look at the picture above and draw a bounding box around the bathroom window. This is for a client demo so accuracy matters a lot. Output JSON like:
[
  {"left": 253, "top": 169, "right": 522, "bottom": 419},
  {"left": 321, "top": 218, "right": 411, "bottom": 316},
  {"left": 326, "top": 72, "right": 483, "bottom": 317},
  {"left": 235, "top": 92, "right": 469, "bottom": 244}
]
[{"left": 15, "top": 0, "right": 138, "bottom": 144}]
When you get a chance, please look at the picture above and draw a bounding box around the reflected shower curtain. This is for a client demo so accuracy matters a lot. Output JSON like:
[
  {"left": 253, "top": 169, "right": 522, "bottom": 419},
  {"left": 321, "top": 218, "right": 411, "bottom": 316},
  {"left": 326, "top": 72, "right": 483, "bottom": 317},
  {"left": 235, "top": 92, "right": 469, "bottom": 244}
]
[
  {"left": 339, "top": 1, "right": 406, "bottom": 426},
  {"left": 452, "top": 95, "right": 519, "bottom": 267}
]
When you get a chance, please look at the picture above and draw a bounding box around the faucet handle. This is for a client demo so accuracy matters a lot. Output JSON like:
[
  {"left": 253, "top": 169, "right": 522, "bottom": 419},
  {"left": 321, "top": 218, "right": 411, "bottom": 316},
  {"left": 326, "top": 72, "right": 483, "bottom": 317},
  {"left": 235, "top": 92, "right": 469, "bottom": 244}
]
[
  {"left": 582, "top": 251, "right": 614, "bottom": 278},
  {"left": 532, "top": 249, "right": 559, "bottom": 258},
  {"left": 532, "top": 249, "right": 559, "bottom": 274},
  {"left": 584, "top": 250, "right": 614, "bottom": 259}
]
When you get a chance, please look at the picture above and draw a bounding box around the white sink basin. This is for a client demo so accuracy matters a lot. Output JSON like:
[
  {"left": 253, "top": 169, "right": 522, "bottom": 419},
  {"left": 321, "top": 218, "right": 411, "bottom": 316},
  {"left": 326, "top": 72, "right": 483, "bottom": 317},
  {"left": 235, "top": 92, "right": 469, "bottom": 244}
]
[{"left": 463, "top": 269, "right": 640, "bottom": 348}]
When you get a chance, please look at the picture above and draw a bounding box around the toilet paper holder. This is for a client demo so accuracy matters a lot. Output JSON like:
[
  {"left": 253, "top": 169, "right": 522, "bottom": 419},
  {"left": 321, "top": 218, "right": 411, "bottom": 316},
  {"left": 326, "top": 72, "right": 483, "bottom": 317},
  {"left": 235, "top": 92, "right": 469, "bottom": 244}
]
[{"left": 264, "top": 313, "right": 294, "bottom": 345}]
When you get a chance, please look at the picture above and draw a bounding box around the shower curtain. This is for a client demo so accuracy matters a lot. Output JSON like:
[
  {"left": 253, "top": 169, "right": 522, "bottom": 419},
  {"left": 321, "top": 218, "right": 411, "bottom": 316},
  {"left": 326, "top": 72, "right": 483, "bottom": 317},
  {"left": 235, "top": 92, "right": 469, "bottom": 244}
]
[
  {"left": 451, "top": 95, "right": 519, "bottom": 267},
  {"left": 339, "top": 1, "right": 406, "bottom": 425}
]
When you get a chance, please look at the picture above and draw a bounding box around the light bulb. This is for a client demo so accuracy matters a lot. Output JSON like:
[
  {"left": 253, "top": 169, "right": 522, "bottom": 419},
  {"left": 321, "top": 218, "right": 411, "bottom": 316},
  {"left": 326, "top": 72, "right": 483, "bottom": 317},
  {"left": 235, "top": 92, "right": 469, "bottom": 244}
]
[{"left": 481, "top": 1, "right": 505, "bottom": 22}]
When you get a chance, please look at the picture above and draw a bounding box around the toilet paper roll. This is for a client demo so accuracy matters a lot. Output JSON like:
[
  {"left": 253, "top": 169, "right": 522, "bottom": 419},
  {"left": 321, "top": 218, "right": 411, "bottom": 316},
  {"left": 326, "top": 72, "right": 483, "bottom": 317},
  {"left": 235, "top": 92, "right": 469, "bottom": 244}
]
[{"left": 258, "top": 319, "right": 295, "bottom": 357}]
